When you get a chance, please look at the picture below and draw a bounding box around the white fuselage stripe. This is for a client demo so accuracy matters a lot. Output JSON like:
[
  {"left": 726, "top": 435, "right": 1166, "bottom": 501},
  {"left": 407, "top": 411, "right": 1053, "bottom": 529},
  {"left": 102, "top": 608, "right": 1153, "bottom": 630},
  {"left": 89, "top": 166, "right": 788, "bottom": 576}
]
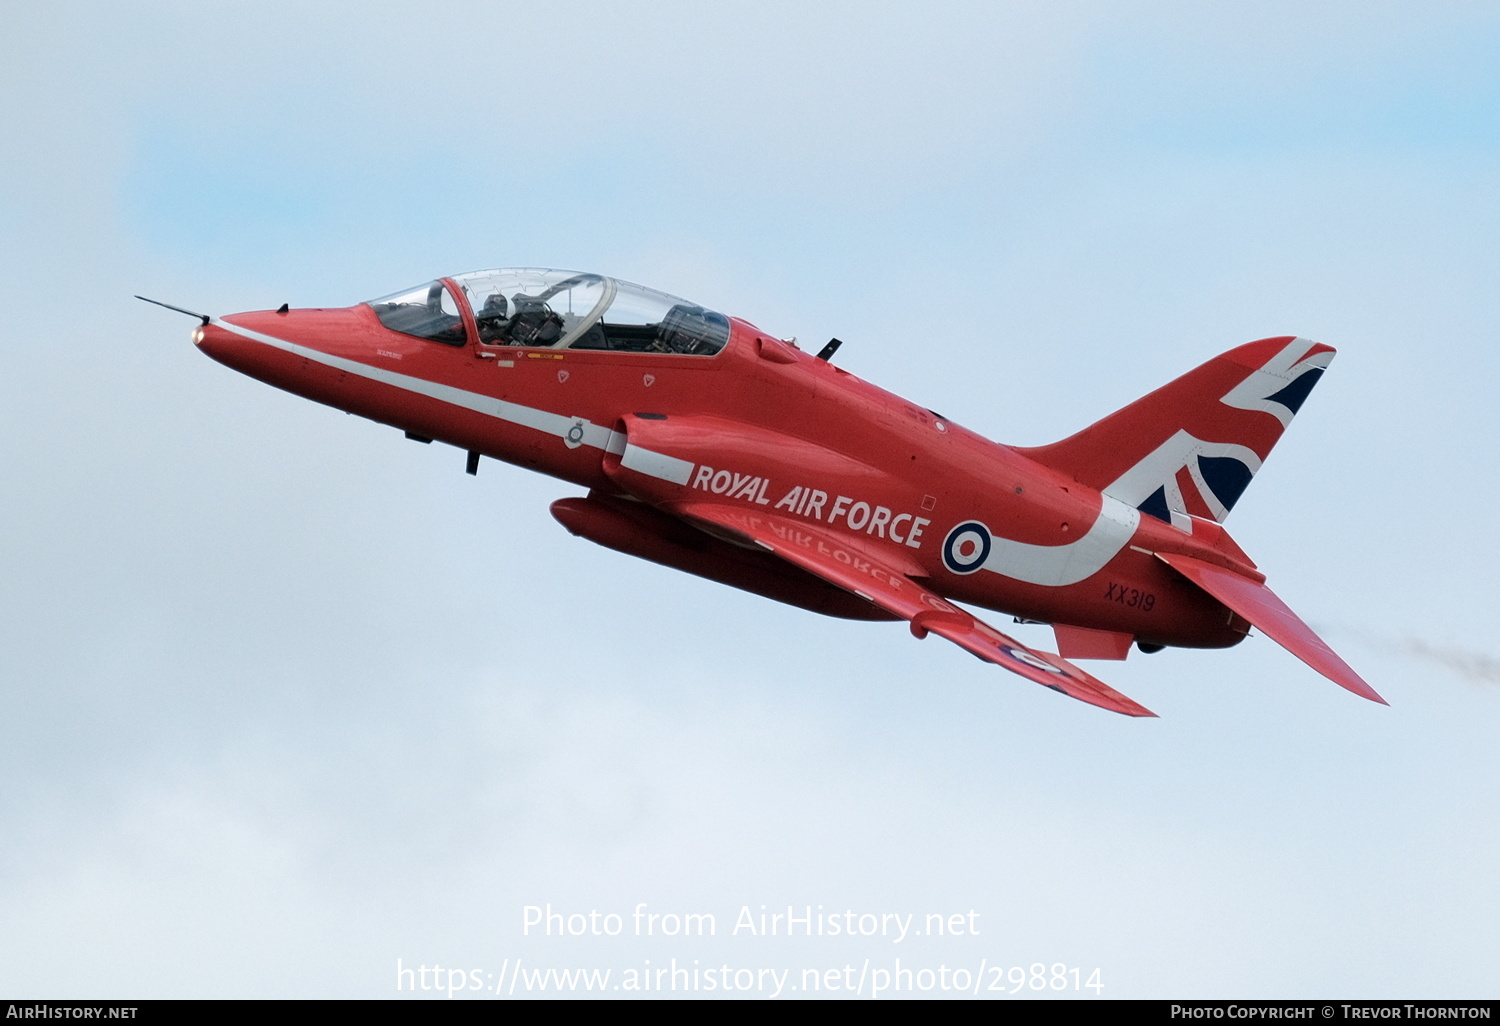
[
  {"left": 979, "top": 495, "right": 1140, "bottom": 587},
  {"left": 620, "top": 443, "right": 695, "bottom": 485},
  {"left": 212, "top": 318, "right": 673, "bottom": 472}
]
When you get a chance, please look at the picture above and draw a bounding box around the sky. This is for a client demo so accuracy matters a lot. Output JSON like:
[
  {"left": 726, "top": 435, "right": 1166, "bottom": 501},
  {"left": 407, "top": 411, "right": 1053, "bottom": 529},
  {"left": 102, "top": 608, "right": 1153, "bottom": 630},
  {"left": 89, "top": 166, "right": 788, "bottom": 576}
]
[{"left": 2, "top": 0, "right": 1499, "bottom": 1000}]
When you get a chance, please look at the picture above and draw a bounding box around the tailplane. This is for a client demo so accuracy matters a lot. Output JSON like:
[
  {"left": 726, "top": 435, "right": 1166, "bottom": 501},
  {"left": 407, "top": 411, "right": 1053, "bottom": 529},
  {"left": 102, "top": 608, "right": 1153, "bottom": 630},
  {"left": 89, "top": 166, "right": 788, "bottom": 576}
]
[
  {"left": 1157, "top": 552, "right": 1386, "bottom": 705},
  {"left": 1019, "top": 337, "right": 1334, "bottom": 530}
]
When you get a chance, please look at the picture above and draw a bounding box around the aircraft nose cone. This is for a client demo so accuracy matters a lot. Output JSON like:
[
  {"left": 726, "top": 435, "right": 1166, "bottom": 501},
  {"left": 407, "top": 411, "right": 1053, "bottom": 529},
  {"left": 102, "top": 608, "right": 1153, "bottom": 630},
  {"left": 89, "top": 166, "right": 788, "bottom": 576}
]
[
  {"left": 192, "top": 316, "right": 292, "bottom": 383},
  {"left": 192, "top": 320, "right": 244, "bottom": 367},
  {"left": 192, "top": 307, "right": 369, "bottom": 400}
]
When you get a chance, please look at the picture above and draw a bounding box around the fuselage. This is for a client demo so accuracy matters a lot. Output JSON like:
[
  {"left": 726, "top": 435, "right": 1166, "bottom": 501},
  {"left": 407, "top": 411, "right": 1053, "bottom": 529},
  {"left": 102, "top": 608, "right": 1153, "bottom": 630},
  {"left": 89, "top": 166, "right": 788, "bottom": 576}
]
[{"left": 196, "top": 271, "right": 1252, "bottom": 651}]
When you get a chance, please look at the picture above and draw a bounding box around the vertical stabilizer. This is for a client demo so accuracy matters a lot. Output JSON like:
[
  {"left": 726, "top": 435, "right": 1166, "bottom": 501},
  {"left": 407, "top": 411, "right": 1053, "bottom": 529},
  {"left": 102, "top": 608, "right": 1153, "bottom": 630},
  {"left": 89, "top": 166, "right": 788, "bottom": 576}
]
[{"left": 1019, "top": 337, "right": 1334, "bottom": 531}]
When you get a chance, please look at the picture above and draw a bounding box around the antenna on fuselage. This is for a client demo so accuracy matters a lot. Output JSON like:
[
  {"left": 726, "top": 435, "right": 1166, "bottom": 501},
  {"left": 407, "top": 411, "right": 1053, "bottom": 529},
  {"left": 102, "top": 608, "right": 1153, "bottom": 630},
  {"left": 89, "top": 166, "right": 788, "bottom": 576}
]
[
  {"left": 135, "top": 295, "right": 211, "bottom": 326},
  {"left": 815, "top": 337, "right": 844, "bottom": 362}
]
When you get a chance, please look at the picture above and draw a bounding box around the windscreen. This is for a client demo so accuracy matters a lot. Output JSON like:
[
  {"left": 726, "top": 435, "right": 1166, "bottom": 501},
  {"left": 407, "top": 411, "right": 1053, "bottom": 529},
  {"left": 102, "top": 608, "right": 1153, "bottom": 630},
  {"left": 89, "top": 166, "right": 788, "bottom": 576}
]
[{"left": 367, "top": 281, "right": 467, "bottom": 345}]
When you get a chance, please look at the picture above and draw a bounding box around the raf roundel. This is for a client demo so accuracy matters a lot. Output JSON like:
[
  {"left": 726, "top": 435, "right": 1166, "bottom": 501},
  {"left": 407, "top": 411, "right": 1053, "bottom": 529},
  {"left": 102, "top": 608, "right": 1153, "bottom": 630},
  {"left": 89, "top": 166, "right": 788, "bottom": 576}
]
[
  {"left": 1001, "top": 646, "right": 1065, "bottom": 674},
  {"left": 942, "top": 521, "right": 992, "bottom": 575}
]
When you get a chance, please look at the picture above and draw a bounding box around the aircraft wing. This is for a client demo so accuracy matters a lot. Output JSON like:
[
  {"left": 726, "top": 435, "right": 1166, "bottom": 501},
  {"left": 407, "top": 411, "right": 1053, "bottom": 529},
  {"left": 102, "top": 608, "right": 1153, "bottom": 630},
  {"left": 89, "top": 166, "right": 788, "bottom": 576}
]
[{"left": 671, "top": 502, "right": 1156, "bottom": 717}]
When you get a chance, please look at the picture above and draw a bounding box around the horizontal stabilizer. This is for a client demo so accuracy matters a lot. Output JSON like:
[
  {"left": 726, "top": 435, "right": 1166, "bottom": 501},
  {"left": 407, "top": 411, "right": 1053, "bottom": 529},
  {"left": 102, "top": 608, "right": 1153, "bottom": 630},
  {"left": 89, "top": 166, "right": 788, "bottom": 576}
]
[
  {"left": 673, "top": 502, "right": 1156, "bottom": 717},
  {"left": 1156, "top": 552, "right": 1386, "bottom": 705}
]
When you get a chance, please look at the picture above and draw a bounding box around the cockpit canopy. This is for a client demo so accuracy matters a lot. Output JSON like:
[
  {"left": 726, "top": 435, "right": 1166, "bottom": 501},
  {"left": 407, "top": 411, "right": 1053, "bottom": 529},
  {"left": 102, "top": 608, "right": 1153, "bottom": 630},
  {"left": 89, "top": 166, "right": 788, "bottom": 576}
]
[{"left": 368, "top": 269, "right": 731, "bottom": 356}]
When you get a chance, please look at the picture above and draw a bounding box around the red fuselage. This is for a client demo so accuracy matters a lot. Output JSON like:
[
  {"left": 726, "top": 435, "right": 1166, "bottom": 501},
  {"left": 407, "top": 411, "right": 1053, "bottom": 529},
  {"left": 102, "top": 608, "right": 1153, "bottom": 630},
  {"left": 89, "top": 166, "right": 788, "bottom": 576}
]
[{"left": 196, "top": 284, "right": 1251, "bottom": 652}]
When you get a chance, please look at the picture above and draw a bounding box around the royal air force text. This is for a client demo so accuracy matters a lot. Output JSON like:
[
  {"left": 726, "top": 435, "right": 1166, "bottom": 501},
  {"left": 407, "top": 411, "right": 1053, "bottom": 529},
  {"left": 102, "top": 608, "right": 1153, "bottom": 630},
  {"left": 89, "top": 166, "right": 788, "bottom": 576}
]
[{"left": 690, "top": 466, "right": 931, "bottom": 549}]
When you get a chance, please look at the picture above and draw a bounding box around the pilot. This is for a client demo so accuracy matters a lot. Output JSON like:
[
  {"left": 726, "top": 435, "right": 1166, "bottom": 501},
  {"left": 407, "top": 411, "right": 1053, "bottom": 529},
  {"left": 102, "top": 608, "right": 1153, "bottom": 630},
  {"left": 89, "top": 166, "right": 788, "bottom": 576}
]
[
  {"left": 655, "top": 304, "right": 706, "bottom": 354},
  {"left": 476, "top": 293, "right": 511, "bottom": 344},
  {"left": 506, "top": 294, "right": 564, "bottom": 347}
]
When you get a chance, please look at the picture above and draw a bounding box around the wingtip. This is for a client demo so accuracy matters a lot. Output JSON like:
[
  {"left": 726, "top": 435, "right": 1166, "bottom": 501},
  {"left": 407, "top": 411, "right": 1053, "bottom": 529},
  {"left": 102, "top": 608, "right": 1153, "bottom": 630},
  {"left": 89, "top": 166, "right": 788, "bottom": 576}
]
[
  {"left": 1029, "top": 650, "right": 1158, "bottom": 718},
  {"left": 1049, "top": 675, "right": 1158, "bottom": 718},
  {"left": 1324, "top": 665, "right": 1388, "bottom": 706},
  {"left": 1116, "top": 698, "right": 1160, "bottom": 718}
]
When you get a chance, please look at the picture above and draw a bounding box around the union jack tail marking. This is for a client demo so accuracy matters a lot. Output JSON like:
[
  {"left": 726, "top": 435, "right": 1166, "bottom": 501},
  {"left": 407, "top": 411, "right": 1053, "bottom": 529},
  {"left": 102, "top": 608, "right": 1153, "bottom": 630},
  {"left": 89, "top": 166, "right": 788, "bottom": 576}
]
[{"left": 1019, "top": 336, "right": 1334, "bottom": 530}]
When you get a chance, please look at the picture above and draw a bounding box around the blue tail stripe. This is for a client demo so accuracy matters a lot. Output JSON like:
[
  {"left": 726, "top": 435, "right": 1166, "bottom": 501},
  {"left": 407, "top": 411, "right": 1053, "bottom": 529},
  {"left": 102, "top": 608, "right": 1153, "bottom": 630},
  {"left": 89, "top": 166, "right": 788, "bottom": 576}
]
[
  {"left": 1265, "top": 367, "right": 1324, "bottom": 415},
  {"left": 1138, "top": 486, "right": 1172, "bottom": 524},
  {"left": 1197, "top": 456, "right": 1254, "bottom": 511}
]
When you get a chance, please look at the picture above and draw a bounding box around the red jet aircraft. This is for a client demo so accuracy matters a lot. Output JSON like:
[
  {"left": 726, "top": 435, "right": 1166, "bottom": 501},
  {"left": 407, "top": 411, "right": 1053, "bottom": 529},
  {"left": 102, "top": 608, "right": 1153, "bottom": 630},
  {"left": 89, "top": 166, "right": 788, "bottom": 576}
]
[{"left": 146, "top": 269, "right": 1386, "bottom": 717}]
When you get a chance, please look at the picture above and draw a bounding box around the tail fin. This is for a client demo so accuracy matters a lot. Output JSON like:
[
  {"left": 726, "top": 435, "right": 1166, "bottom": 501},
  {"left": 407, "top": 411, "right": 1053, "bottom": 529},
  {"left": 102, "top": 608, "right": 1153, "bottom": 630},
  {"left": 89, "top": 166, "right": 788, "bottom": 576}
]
[{"left": 1019, "top": 336, "right": 1334, "bottom": 530}]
